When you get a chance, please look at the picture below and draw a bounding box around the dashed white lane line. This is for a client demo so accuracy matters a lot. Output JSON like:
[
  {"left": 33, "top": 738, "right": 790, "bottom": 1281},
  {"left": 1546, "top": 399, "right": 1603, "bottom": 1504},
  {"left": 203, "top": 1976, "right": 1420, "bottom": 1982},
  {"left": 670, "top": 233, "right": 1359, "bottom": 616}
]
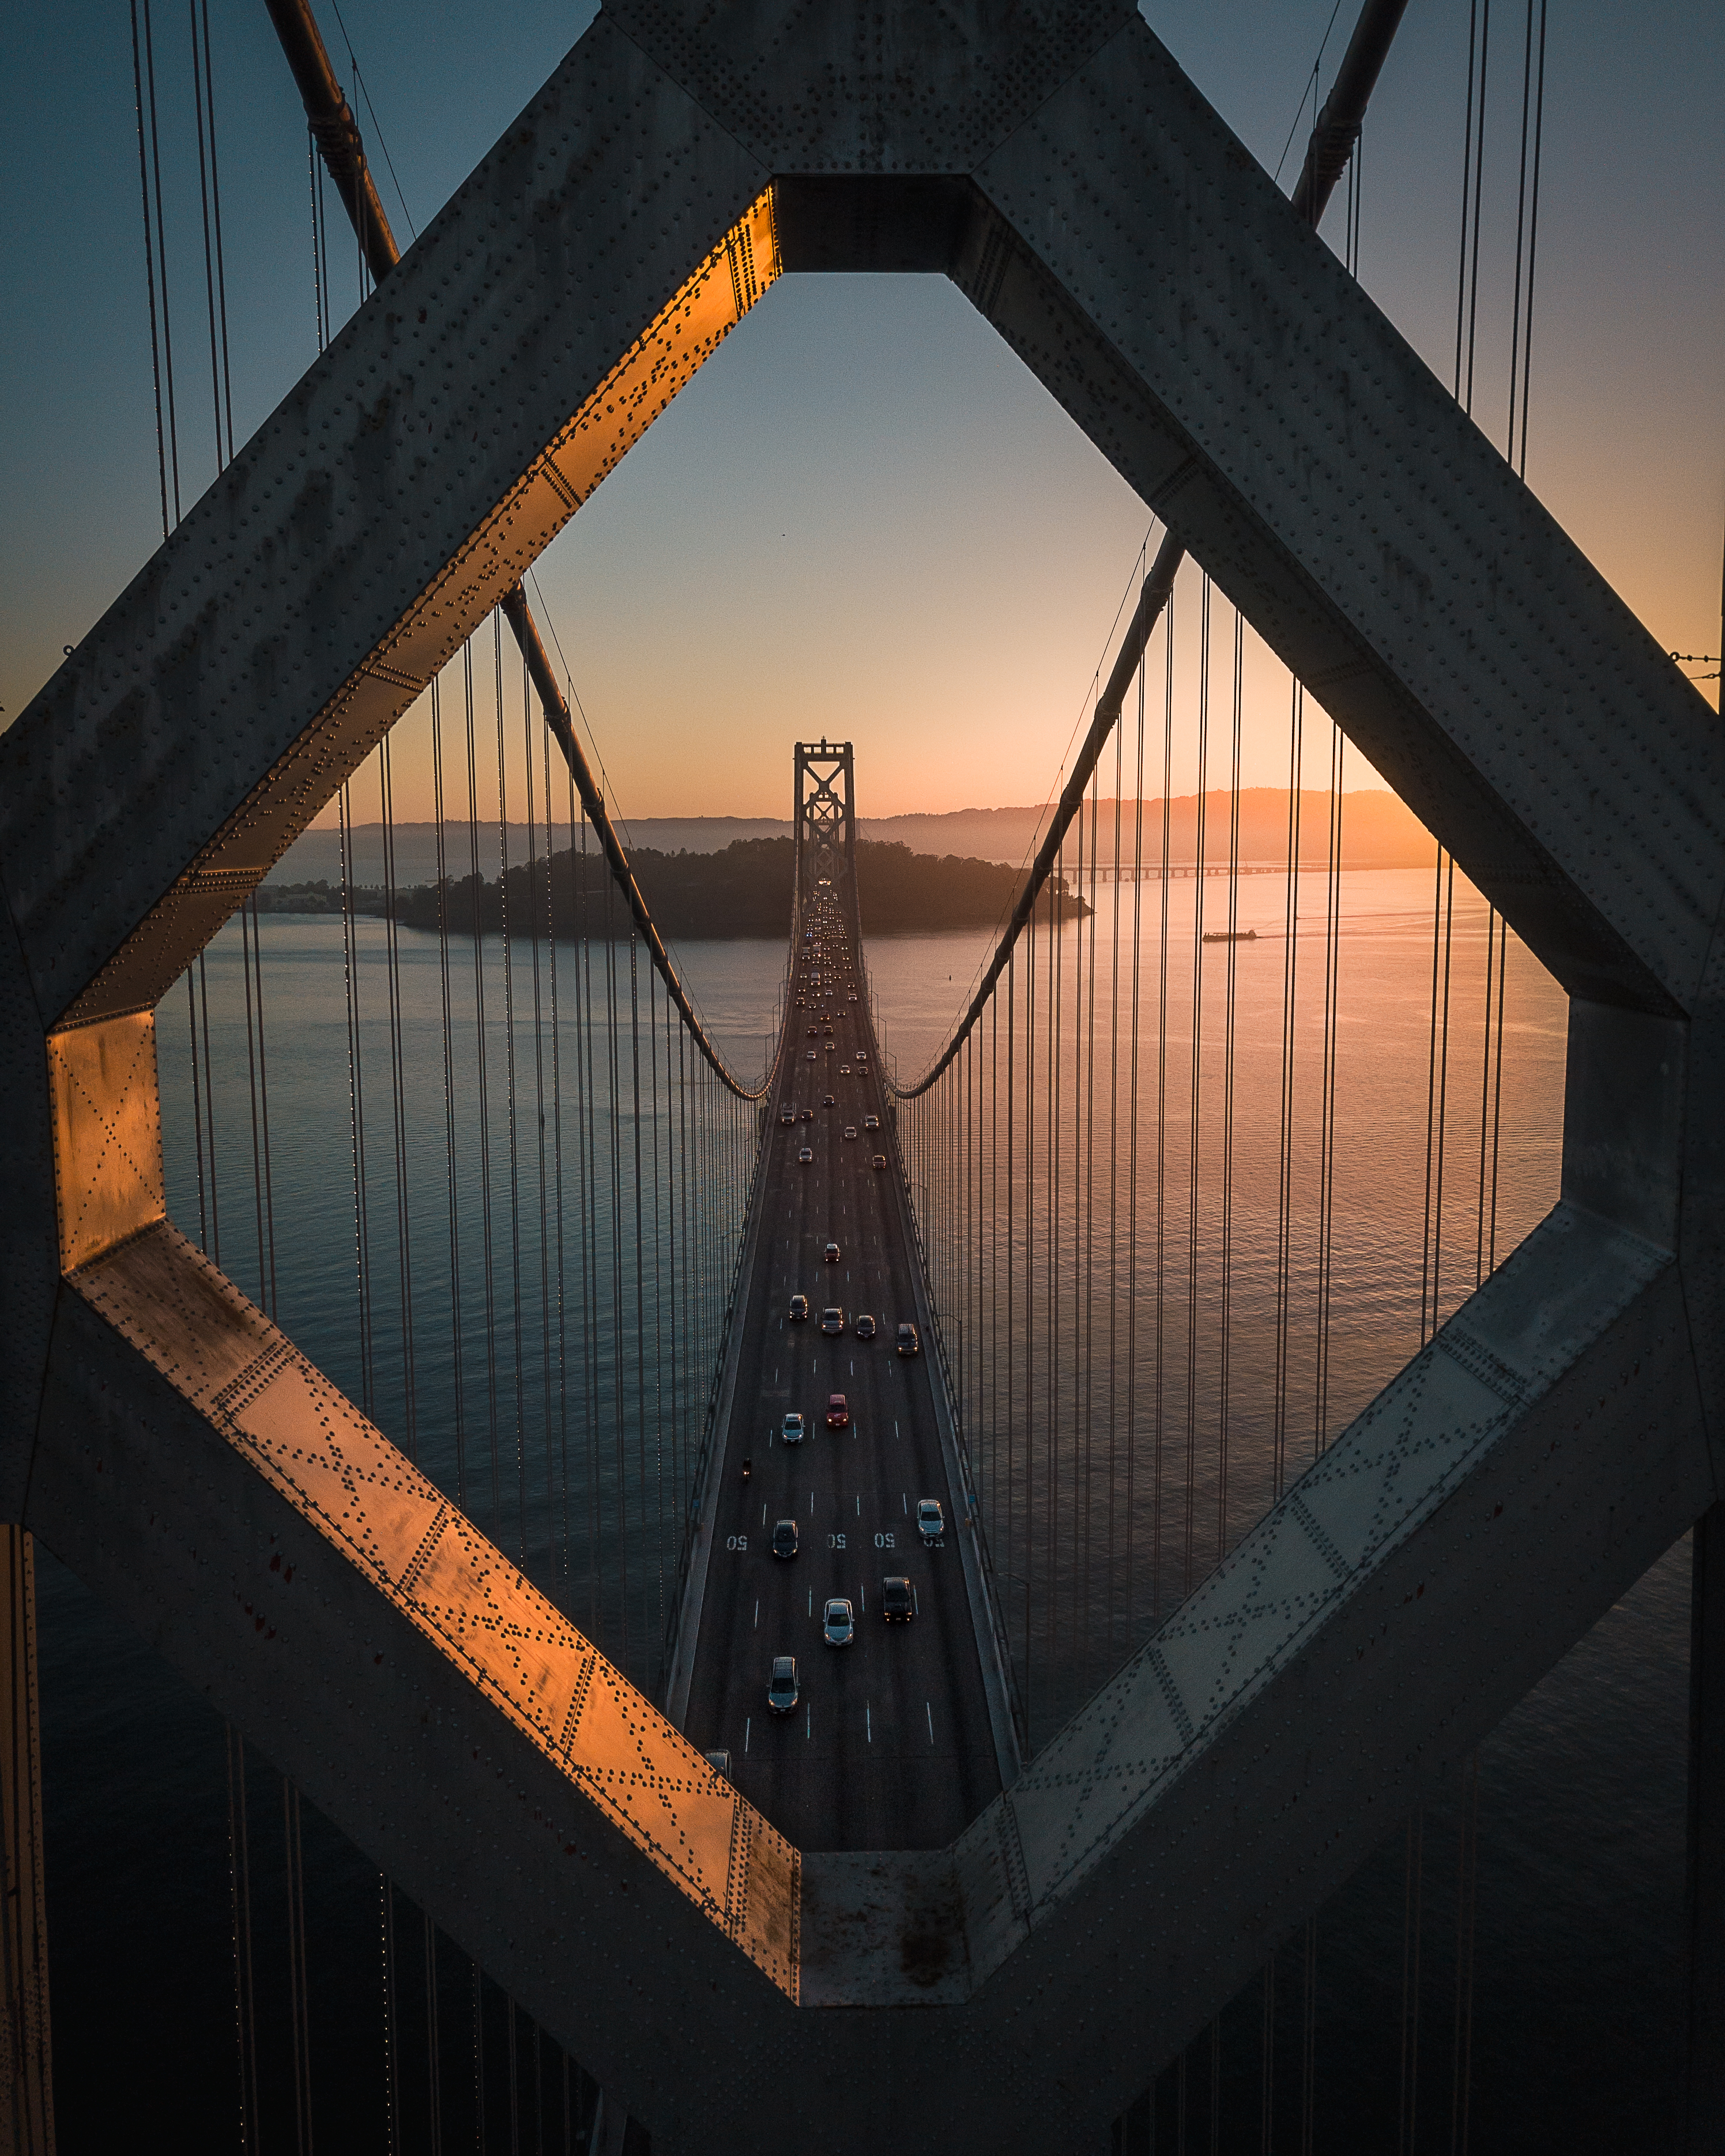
[{"left": 926, "top": 1702, "right": 935, "bottom": 1745}]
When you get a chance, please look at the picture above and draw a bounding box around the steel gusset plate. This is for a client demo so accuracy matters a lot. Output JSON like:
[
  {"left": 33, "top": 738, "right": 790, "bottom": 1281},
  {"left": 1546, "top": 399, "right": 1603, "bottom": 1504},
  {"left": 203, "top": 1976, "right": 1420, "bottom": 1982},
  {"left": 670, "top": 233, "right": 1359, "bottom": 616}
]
[{"left": 1, "top": 4, "right": 1720, "bottom": 2149}]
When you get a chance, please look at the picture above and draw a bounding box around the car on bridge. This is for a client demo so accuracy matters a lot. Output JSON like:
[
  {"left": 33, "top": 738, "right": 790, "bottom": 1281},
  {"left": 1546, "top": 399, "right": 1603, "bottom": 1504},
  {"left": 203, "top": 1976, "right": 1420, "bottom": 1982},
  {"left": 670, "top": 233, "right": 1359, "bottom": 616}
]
[
  {"left": 705, "top": 1748, "right": 732, "bottom": 1779},
  {"left": 797, "top": 1145, "right": 813, "bottom": 1163},
  {"left": 822, "top": 1094, "right": 835, "bottom": 1107},
  {"left": 779, "top": 1105, "right": 795, "bottom": 1124},
  {"left": 917, "top": 1499, "right": 945, "bottom": 1544},
  {"left": 805, "top": 1049, "right": 816, "bottom": 1062},
  {"left": 771, "top": 1519, "right": 799, "bottom": 1559},
  {"left": 823, "top": 1597, "right": 854, "bottom": 1647},
  {"left": 882, "top": 1577, "right": 916, "bottom": 1623},
  {"left": 826, "top": 1393, "right": 849, "bottom": 1428},
  {"left": 789, "top": 1294, "right": 809, "bottom": 1321},
  {"left": 872, "top": 1154, "right": 887, "bottom": 1170},
  {"left": 781, "top": 1411, "right": 805, "bottom": 1445},
  {"left": 897, "top": 1323, "right": 920, "bottom": 1356},
  {"left": 839, "top": 1064, "right": 852, "bottom": 1076},
  {"left": 854, "top": 1314, "right": 876, "bottom": 1340},
  {"left": 800, "top": 1106, "right": 813, "bottom": 1121},
  {"left": 767, "top": 1657, "right": 799, "bottom": 1714},
  {"left": 856, "top": 1053, "right": 868, "bottom": 1065},
  {"left": 864, "top": 1114, "right": 880, "bottom": 1130},
  {"left": 820, "top": 1306, "right": 844, "bottom": 1335},
  {"left": 843, "top": 1124, "right": 857, "bottom": 1139},
  {"left": 823, "top": 1241, "right": 840, "bottom": 1263}
]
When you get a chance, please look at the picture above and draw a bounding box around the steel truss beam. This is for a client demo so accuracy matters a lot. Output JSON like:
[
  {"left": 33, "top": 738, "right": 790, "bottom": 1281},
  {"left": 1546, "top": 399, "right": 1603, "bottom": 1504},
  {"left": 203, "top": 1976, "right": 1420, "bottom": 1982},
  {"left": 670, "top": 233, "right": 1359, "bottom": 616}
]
[{"left": 2, "top": 3, "right": 1720, "bottom": 2149}]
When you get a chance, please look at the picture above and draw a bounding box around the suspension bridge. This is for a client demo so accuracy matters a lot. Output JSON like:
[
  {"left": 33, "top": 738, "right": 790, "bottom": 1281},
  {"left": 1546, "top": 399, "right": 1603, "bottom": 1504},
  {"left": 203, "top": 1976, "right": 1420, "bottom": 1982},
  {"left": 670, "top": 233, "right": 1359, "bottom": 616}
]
[{"left": 1, "top": 0, "right": 1722, "bottom": 2150}]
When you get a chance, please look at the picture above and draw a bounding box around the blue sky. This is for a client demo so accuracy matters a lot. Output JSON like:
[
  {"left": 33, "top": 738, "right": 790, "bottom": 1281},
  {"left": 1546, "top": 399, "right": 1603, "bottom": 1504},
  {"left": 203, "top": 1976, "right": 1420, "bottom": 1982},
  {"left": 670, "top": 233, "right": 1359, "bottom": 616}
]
[{"left": 3, "top": 0, "right": 1719, "bottom": 819}]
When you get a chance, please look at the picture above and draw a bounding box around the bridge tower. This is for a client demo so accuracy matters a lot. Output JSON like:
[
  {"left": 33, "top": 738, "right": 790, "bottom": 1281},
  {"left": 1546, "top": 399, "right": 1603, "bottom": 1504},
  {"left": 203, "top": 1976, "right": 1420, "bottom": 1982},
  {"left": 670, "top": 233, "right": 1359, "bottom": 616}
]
[{"left": 793, "top": 740, "right": 856, "bottom": 917}]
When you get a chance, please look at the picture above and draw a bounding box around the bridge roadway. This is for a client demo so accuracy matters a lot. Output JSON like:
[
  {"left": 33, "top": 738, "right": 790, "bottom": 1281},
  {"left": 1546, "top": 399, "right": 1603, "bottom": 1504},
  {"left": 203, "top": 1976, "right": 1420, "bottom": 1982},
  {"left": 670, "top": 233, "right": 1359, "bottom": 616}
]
[{"left": 681, "top": 901, "right": 1001, "bottom": 1849}]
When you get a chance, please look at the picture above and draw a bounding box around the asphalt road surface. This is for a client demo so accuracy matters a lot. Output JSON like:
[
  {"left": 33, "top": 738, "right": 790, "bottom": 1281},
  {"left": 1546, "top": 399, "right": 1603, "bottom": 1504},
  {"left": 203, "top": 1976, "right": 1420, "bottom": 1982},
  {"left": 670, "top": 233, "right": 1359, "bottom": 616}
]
[{"left": 682, "top": 898, "right": 1001, "bottom": 1850}]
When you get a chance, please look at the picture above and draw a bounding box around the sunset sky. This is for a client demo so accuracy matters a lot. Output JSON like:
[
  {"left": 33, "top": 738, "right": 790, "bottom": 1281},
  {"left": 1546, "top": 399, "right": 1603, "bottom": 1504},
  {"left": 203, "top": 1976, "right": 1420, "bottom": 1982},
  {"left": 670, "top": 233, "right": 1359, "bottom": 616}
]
[{"left": 3, "top": 0, "right": 1720, "bottom": 825}]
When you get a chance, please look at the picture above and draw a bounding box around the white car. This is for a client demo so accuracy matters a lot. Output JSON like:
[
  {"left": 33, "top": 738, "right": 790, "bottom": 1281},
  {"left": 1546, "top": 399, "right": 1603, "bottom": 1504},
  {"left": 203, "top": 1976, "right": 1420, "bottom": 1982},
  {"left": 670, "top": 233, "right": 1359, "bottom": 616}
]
[
  {"left": 797, "top": 1145, "right": 813, "bottom": 1164},
  {"left": 917, "top": 1498, "right": 944, "bottom": 1543},
  {"left": 842, "top": 1126, "right": 858, "bottom": 1141},
  {"left": 782, "top": 1411, "right": 805, "bottom": 1445},
  {"left": 805, "top": 1048, "right": 816, "bottom": 1061}
]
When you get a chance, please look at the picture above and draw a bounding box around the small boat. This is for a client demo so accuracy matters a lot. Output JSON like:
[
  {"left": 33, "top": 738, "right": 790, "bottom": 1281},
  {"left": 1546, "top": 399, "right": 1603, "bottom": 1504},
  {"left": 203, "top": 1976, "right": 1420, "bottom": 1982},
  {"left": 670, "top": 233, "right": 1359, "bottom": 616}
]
[{"left": 1201, "top": 928, "right": 1258, "bottom": 944}]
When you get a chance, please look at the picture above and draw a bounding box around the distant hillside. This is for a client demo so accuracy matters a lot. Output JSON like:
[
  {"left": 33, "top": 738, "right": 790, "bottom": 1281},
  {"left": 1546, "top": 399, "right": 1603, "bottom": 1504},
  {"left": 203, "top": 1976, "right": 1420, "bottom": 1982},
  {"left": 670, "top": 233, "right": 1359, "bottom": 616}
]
[
  {"left": 261, "top": 836, "right": 1088, "bottom": 940},
  {"left": 860, "top": 790, "right": 1436, "bottom": 868},
  {"left": 266, "top": 790, "right": 1435, "bottom": 889}
]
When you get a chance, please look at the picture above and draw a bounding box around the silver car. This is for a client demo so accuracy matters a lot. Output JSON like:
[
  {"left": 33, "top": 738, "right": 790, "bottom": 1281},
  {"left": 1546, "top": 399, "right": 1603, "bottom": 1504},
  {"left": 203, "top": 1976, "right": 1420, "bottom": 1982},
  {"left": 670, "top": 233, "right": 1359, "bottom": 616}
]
[
  {"left": 782, "top": 1411, "right": 805, "bottom": 1445},
  {"left": 917, "top": 1498, "right": 945, "bottom": 1544},
  {"left": 823, "top": 1597, "right": 854, "bottom": 1648}
]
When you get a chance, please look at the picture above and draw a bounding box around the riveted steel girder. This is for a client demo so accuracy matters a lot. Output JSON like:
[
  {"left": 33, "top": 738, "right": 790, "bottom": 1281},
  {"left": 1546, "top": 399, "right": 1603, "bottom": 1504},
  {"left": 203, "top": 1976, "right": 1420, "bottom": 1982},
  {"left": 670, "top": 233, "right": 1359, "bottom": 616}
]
[{"left": 2, "top": 4, "right": 1722, "bottom": 2151}]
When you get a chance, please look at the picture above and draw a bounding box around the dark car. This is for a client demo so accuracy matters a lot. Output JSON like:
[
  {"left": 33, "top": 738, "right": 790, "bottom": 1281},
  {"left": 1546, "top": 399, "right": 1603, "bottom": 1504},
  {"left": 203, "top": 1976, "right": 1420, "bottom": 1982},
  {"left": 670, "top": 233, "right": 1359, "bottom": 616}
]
[
  {"left": 801, "top": 1107, "right": 813, "bottom": 1121},
  {"left": 822, "top": 1093, "right": 835, "bottom": 1108},
  {"left": 824, "top": 1241, "right": 841, "bottom": 1264},
  {"left": 882, "top": 1576, "right": 916, "bottom": 1623},
  {"left": 705, "top": 1748, "right": 733, "bottom": 1778},
  {"left": 872, "top": 1154, "right": 888, "bottom": 1170},
  {"left": 767, "top": 1657, "right": 799, "bottom": 1714},
  {"left": 797, "top": 1145, "right": 813, "bottom": 1164},
  {"left": 896, "top": 1322, "right": 920, "bottom": 1356},
  {"left": 826, "top": 1393, "right": 849, "bottom": 1428},
  {"left": 820, "top": 1305, "right": 844, "bottom": 1335},
  {"left": 789, "top": 1293, "right": 809, "bottom": 1321},
  {"left": 854, "top": 1313, "right": 877, "bottom": 1341},
  {"left": 771, "top": 1518, "right": 799, "bottom": 1559}
]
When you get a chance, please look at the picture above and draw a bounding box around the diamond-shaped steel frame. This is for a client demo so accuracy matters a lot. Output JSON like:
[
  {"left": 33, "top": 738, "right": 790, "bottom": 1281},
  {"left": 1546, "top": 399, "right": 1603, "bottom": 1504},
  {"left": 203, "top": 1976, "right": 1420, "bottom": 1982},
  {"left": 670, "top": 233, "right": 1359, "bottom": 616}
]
[{"left": 2, "top": 4, "right": 1721, "bottom": 2149}]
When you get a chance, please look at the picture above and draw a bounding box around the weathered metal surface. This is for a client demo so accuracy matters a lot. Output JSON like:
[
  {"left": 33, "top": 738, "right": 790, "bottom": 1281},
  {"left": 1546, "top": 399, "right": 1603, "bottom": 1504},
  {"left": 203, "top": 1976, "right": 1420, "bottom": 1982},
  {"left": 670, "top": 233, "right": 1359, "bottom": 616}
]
[
  {"left": 952, "top": 1207, "right": 1709, "bottom": 2109},
  {"left": 0, "top": 18, "right": 778, "bottom": 1031},
  {"left": 49, "top": 1222, "right": 799, "bottom": 1993},
  {"left": 46, "top": 1012, "right": 162, "bottom": 1272},
  {"left": 0, "top": 1, "right": 1719, "bottom": 2147},
  {"left": 0, "top": 1532, "right": 53, "bottom": 2156},
  {"left": 961, "top": 19, "right": 1723, "bottom": 1016}
]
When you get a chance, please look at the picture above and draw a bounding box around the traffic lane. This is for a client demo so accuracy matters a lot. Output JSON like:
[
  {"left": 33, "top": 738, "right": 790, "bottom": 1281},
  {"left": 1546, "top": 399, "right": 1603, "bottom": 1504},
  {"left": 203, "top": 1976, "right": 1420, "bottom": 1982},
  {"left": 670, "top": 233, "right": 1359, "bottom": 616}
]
[
  {"left": 735, "top": 1127, "right": 993, "bottom": 1842},
  {"left": 684, "top": 949, "right": 997, "bottom": 1844}
]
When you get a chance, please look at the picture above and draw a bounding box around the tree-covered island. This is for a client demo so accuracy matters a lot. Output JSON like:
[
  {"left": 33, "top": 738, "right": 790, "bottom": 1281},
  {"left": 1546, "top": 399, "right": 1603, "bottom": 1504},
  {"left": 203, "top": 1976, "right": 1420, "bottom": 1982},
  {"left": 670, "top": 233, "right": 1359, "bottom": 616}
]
[{"left": 257, "top": 835, "right": 1089, "bottom": 939}]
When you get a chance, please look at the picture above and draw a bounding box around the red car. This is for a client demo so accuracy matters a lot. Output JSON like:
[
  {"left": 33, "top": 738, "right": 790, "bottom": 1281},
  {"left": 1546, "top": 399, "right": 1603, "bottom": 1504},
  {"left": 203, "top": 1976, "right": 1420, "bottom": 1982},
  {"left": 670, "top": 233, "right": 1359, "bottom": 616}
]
[{"left": 826, "top": 1393, "right": 849, "bottom": 1429}]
